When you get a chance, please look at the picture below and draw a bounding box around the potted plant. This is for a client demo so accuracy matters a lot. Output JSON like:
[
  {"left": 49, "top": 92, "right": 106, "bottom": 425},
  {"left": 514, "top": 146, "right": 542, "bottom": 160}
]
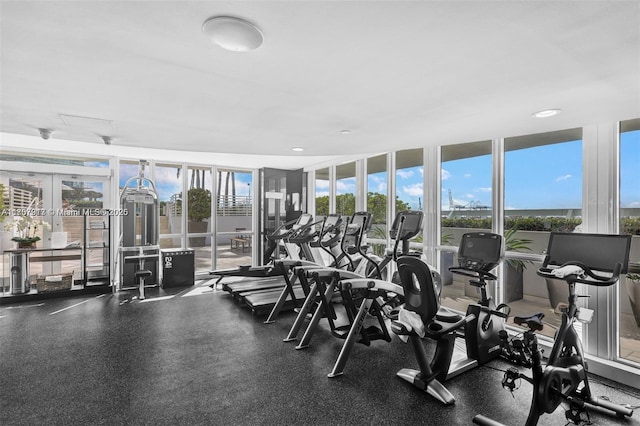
[
  {"left": 626, "top": 271, "right": 640, "bottom": 327},
  {"left": 187, "top": 187, "right": 211, "bottom": 246},
  {"left": 4, "top": 215, "right": 51, "bottom": 249},
  {"left": 504, "top": 228, "right": 533, "bottom": 303}
]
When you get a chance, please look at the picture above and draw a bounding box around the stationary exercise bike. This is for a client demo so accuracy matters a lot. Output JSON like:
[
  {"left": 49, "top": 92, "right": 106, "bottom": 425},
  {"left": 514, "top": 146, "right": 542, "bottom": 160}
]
[
  {"left": 473, "top": 232, "right": 634, "bottom": 426},
  {"left": 448, "top": 232, "right": 512, "bottom": 368},
  {"left": 389, "top": 232, "right": 510, "bottom": 404}
]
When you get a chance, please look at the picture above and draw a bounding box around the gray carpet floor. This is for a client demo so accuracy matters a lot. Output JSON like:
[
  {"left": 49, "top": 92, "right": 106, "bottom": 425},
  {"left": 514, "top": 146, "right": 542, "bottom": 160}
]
[{"left": 1, "top": 280, "right": 639, "bottom": 425}]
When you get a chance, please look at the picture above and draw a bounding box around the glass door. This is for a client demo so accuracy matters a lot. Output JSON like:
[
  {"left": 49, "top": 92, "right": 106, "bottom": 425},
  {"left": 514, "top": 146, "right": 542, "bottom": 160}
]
[
  {"left": 1, "top": 172, "right": 110, "bottom": 295},
  {"left": 215, "top": 168, "right": 253, "bottom": 270}
]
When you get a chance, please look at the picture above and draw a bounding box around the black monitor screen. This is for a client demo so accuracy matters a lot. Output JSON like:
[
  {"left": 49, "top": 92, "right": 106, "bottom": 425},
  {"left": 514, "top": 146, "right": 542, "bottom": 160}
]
[
  {"left": 350, "top": 212, "right": 372, "bottom": 231},
  {"left": 459, "top": 233, "right": 503, "bottom": 267},
  {"left": 545, "top": 232, "right": 631, "bottom": 273},
  {"left": 390, "top": 210, "right": 423, "bottom": 240}
]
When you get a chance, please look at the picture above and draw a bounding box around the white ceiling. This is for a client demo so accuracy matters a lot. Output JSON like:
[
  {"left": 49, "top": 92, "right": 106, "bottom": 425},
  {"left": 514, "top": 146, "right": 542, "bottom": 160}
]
[{"left": 1, "top": 1, "right": 639, "bottom": 170}]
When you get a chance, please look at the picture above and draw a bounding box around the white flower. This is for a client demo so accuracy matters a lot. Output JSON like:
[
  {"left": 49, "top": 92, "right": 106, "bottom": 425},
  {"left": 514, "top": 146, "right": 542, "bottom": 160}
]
[{"left": 3, "top": 215, "right": 51, "bottom": 239}]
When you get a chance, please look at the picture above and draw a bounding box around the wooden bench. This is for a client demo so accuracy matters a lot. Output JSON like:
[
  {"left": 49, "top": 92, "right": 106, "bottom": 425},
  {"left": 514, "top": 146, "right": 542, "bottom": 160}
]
[{"left": 230, "top": 237, "right": 251, "bottom": 252}]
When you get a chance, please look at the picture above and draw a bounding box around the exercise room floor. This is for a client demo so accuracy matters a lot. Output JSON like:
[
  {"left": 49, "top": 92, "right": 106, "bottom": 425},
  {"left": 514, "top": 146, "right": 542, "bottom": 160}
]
[{"left": 2, "top": 280, "right": 640, "bottom": 426}]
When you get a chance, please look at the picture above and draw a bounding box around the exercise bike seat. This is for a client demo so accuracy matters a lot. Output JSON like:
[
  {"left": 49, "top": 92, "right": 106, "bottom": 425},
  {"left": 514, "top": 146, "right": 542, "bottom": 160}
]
[
  {"left": 435, "top": 308, "right": 463, "bottom": 323},
  {"left": 513, "top": 312, "right": 545, "bottom": 331}
]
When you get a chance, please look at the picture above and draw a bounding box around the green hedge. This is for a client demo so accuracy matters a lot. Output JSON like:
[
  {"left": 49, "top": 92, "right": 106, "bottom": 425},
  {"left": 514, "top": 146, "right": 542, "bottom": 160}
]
[
  {"left": 441, "top": 217, "right": 580, "bottom": 231},
  {"left": 442, "top": 216, "right": 640, "bottom": 235}
]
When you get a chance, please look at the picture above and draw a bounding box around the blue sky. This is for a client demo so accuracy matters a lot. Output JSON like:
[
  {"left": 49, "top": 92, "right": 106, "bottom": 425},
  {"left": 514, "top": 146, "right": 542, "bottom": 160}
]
[
  {"left": 119, "top": 131, "right": 639, "bottom": 210},
  {"left": 386, "top": 132, "right": 639, "bottom": 211}
]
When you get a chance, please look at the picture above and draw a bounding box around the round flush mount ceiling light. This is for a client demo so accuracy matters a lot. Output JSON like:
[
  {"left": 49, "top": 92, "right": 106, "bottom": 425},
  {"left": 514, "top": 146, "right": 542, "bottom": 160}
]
[
  {"left": 532, "top": 108, "right": 562, "bottom": 118},
  {"left": 291, "top": 147, "right": 304, "bottom": 152},
  {"left": 202, "top": 16, "right": 263, "bottom": 52}
]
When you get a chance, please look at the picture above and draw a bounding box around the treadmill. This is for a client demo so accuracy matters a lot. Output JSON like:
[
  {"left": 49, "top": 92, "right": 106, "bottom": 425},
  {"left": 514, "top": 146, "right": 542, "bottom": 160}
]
[
  {"left": 210, "top": 213, "right": 314, "bottom": 294},
  {"left": 243, "top": 214, "right": 345, "bottom": 316}
]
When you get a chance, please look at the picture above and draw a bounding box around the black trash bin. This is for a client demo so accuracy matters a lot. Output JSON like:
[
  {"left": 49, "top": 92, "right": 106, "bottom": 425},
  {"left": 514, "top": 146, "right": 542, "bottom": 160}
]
[{"left": 161, "top": 249, "right": 195, "bottom": 288}]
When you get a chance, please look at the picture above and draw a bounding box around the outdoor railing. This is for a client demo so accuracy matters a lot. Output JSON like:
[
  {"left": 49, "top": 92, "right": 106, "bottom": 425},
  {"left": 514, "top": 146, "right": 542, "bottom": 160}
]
[{"left": 163, "top": 194, "right": 252, "bottom": 217}]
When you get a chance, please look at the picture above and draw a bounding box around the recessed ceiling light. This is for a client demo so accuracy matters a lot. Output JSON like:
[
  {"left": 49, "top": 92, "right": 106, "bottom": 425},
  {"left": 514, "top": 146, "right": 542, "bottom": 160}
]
[
  {"left": 202, "top": 16, "right": 263, "bottom": 52},
  {"left": 532, "top": 109, "right": 562, "bottom": 118},
  {"left": 340, "top": 129, "right": 352, "bottom": 134},
  {"left": 292, "top": 147, "right": 304, "bottom": 152}
]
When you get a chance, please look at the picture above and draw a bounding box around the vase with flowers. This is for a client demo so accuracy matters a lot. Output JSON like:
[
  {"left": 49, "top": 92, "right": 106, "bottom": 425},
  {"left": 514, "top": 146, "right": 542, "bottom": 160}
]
[{"left": 3, "top": 215, "right": 51, "bottom": 249}]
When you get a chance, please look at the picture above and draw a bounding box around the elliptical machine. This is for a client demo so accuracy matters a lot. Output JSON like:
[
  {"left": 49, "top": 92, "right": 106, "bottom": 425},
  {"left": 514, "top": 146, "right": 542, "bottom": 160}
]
[{"left": 473, "top": 232, "right": 634, "bottom": 426}]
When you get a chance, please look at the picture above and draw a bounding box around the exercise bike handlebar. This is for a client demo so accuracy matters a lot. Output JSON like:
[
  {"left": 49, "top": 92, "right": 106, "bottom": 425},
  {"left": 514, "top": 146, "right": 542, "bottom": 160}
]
[
  {"left": 537, "top": 261, "right": 623, "bottom": 287},
  {"left": 448, "top": 267, "right": 498, "bottom": 281}
]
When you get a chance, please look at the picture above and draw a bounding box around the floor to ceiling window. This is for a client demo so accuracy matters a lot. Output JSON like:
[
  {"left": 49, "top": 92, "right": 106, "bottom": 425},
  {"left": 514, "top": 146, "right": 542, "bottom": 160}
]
[
  {"left": 366, "top": 154, "right": 388, "bottom": 255},
  {"left": 336, "top": 162, "right": 356, "bottom": 218},
  {"left": 440, "top": 140, "right": 493, "bottom": 305},
  {"left": 315, "top": 167, "right": 330, "bottom": 217},
  {"left": 619, "top": 118, "right": 640, "bottom": 365},
  {"left": 155, "top": 163, "right": 183, "bottom": 250},
  {"left": 215, "top": 169, "right": 253, "bottom": 270},
  {"left": 395, "top": 149, "right": 423, "bottom": 252},
  {"left": 504, "top": 128, "right": 583, "bottom": 338},
  {"left": 187, "top": 166, "right": 212, "bottom": 273},
  {"left": 395, "top": 149, "right": 423, "bottom": 212}
]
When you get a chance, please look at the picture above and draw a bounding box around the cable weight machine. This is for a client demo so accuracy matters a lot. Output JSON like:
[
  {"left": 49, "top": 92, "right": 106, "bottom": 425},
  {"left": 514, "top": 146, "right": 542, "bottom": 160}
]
[{"left": 118, "top": 160, "right": 160, "bottom": 299}]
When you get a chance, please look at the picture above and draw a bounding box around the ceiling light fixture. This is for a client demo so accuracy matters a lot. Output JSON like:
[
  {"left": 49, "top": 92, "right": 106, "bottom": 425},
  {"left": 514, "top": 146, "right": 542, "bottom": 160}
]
[
  {"left": 340, "top": 129, "right": 352, "bottom": 134},
  {"left": 292, "top": 147, "right": 304, "bottom": 152},
  {"left": 202, "top": 16, "right": 264, "bottom": 52},
  {"left": 532, "top": 108, "right": 562, "bottom": 118}
]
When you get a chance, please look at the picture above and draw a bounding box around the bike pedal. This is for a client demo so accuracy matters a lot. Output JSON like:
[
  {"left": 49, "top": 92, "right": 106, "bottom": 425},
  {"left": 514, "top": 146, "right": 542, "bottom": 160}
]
[{"left": 502, "top": 367, "right": 520, "bottom": 392}]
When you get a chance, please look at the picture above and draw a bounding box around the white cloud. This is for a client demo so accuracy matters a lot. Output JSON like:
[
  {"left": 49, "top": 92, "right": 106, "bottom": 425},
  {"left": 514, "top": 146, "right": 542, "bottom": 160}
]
[
  {"left": 377, "top": 182, "right": 387, "bottom": 192},
  {"left": 336, "top": 180, "right": 355, "bottom": 193},
  {"left": 402, "top": 183, "right": 423, "bottom": 196},
  {"left": 442, "top": 169, "right": 451, "bottom": 180},
  {"left": 465, "top": 193, "right": 474, "bottom": 199},
  {"left": 397, "top": 170, "right": 414, "bottom": 179},
  {"left": 315, "top": 180, "right": 330, "bottom": 189},
  {"left": 476, "top": 187, "right": 492, "bottom": 192},
  {"left": 315, "top": 191, "right": 329, "bottom": 198},
  {"left": 419, "top": 167, "right": 424, "bottom": 176},
  {"left": 464, "top": 173, "right": 472, "bottom": 178},
  {"left": 555, "top": 174, "right": 572, "bottom": 182},
  {"left": 154, "top": 166, "right": 181, "bottom": 185}
]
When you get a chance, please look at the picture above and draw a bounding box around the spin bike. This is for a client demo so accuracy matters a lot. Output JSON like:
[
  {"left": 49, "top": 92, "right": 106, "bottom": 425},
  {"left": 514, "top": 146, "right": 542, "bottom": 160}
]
[{"left": 473, "top": 232, "right": 634, "bottom": 426}]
